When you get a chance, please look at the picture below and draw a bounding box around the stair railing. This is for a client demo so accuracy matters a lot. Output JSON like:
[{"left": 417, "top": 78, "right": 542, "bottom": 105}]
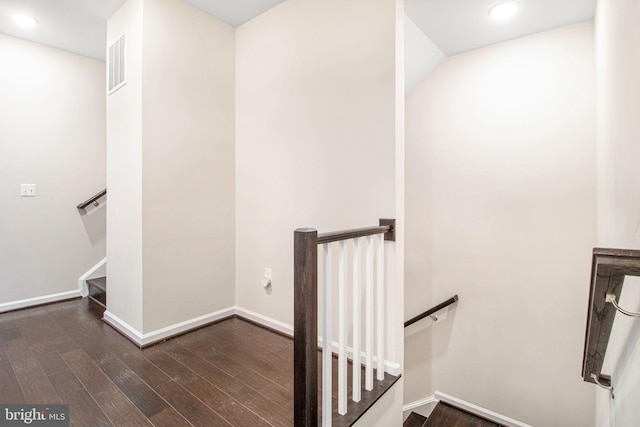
[
  {"left": 582, "top": 248, "right": 640, "bottom": 395},
  {"left": 404, "top": 295, "right": 459, "bottom": 328},
  {"left": 77, "top": 188, "right": 107, "bottom": 210},
  {"left": 294, "top": 219, "right": 395, "bottom": 427}
]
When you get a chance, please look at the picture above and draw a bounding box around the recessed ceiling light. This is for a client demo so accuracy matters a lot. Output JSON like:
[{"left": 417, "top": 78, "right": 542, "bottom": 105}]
[
  {"left": 13, "top": 14, "right": 38, "bottom": 29},
  {"left": 488, "top": 1, "right": 520, "bottom": 21}
]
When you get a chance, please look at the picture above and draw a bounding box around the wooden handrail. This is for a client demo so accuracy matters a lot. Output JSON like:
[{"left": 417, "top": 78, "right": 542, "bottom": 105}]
[
  {"left": 318, "top": 219, "right": 395, "bottom": 244},
  {"left": 582, "top": 248, "right": 640, "bottom": 388},
  {"left": 77, "top": 188, "right": 107, "bottom": 210},
  {"left": 404, "top": 295, "right": 459, "bottom": 328}
]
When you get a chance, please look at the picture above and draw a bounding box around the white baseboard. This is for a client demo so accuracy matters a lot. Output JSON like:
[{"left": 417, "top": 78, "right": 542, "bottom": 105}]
[
  {"left": 103, "top": 304, "right": 401, "bottom": 377},
  {"left": 340, "top": 343, "right": 401, "bottom": 377},
  {"left": 234, "top": 306, "right": 294, "bottom": 336},
  {"left": 102, "top": 311, "right": 144, "bottom": 344},
  {"left": 233, "top": 307, "right": 402, "bottom": 376},
  {"left": 0, "top": 289, "right": 82, "bottom": 313},
  {"left": 233, "top": 307, "right": 402, "bottom": 375},
  {"left": 2, "top": 290, "right": 403, "bottom": 377},
  {"left": 317, "top": 337, "right": 402, "bottom": 377},
  {"left": 403, "top": 395, "right": 438, "bottom": 419},
  {"left": 78, "top": 257, "right": 107, "bottom": 297},
  {"left": 103, "top": 306, "right": 236, "bottom": 347},
  {"left": 102, "top": 306, "right": 289, "bottom": 348},
  {"left": 403, "top": 392, "right": 531, "bottom": 427},
  {"left": 434, "top": 392, "right": 531, "bottom": 427},
  {"left": 403, "top": 395, "right": 438, "bottom": 412}
]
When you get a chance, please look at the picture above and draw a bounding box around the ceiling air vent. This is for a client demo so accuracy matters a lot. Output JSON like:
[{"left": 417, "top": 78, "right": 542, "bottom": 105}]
[{"left": 108, "top": 34, "right": 126, "bottom": 95}]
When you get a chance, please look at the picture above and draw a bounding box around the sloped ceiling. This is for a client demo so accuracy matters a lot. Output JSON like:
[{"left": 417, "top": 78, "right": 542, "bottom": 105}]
[{"left": 405, "top": 0, "right": 595, "bottom": 56}]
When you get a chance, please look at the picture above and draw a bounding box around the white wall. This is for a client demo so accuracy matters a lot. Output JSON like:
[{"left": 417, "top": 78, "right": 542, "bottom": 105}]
[
  {"left": 140, "top": 0, "right": 235, "bottom": 333},
  {"left": 106, "top": 0, "right": 144, "bottom": 332},
  {"left": 405, "top": 22, "right": 596, "bottom": 426},
  {"left": 0, "top": 33, "right": 106, "bottom": 310},
  {"left": 235, "top": 1, "right": 406, "bottom": 422},
  {"left": 236, "top": 2, "right": 404, "bottom": 421},
  {"left": 594, "top": 0, "right": 640, "bottom": 425},
  {"left": 107, "top": 0, "right": 235, "bottom": 336},
  {"left": 235, "top": 0, "right": 398, "bottom": 327}
]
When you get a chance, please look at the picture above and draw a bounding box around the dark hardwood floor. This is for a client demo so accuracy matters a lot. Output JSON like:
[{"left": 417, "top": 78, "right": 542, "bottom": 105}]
[
  {"left": 403, "top": 411, "right": 428, "bottom": 427},
  {"left": 0, "top": 298, "right": 398, "bottom": 426},
  {"left": 424, "top": 402, "right": 505, "bottom": 427},
  {"left": 0, "top": 298, "right": 399, "bottom": 426},
  {"left": 0, "top": 298, "right": 298, "bottom": 426}
]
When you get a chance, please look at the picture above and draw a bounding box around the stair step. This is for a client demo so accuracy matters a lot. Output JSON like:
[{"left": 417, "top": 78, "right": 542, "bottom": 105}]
[
  {"left": 86, "top": 277, "right": 106, "bottom": 291},
  {"left": 87, "top": 276, "right": 106, "bottom": 307},
  {"left": 404, "top": 412, "right": 428, "bottom": 427},
  {"left": 424, "top": 402, "right": 504, "bottom": 427}
]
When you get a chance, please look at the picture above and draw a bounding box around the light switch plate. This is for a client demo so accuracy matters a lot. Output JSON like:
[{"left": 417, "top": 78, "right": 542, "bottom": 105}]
[{"left": 20, "top": 184, "right": 36, "bottom": 197}]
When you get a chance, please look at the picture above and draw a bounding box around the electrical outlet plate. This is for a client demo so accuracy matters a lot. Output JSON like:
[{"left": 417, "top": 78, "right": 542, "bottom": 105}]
[
  {"left": 20, "top": 184, "right": 36, "bottom": 197},
  {"left": 264, "top": 268, "right": 272, "bottom": 280}
]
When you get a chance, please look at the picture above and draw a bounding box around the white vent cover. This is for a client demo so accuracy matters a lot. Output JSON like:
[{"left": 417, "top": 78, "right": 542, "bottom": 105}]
[{"left": 108, "top": 34, "right": 126, "bottom": 94}]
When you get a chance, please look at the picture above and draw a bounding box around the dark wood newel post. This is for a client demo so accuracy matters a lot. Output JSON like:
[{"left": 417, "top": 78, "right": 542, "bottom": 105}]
[{"left": 294, "top": 228, "right": 319, "bottom": 427}]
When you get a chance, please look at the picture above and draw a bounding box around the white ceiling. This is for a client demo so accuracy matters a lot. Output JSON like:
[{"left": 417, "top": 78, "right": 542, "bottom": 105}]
[
  {"left": 0, "top": 0, "right": 126, "bottom": 60},
  {"left": 0, "top": 0, "right": 284, "bottom": 61},
  {"left": 405, "top": 0, "right": 596, "bottom": 56},
  {"left": 0, "top": 0, "right": 595, "bottom": 61}
]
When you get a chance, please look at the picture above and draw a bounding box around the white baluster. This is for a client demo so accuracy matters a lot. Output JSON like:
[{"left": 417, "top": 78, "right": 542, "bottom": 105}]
[
  {"left": 352, "top": 238, "right": 361, "bottom": 402},
  {"left": 338, "top": 240, "right": 347, "bottom": 415},
  {"left": 376, "top": 234, "right": 385, "bottom": 381},
  {"left": 322, "top": 243, "right": 332, "bottom": 426},
  {"left": 365, "top": 235, "right": 373, "bottom": 391}
]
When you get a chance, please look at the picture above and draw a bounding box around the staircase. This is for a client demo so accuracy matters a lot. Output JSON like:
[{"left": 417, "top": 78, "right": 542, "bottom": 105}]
[
  {"left": 404, "top": 402, "right": 505, "bottom": 427},
  {"left": 86, "top": 276, "right": 106, "bottom": 308},
  {"left": 404, "top": 412, "right": 428, "bottom": 427}
]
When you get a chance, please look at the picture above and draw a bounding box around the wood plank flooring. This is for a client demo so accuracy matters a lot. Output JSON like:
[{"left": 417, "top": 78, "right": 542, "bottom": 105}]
[
  {"left": 403, "top": 412, "right": 428, "bottom": 427},
  {"left": 424, "top": 402, "right": 505, "bottom": 427},
  {"left": 0, "top": 298, "right": 398, "bottom": 426},
  {"left": 0, "top": 299, "right": 298, "bottom": 426}
]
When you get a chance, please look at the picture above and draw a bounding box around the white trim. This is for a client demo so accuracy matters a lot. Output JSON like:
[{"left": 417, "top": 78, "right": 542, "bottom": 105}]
[
  {"left": 383, "top": 361, "right": 402, "bottom": 376},
  {"left": 78, "top": 257, "right": 107, "bottom": 297},
  {"left": 103, "top": 306, "right": 235, "bottom": 347},
  {"left": 229, "top": 306, "right": 402, "bottom": 376},
  {"left": 234, "top": 306, "right": 294, "bottom": 336},
  {"left": 233, "top": 307, "right": 402, "bottom": 375},
  {"left": 402, "top": 395, "right": 438, "bottom": 419},
  {"left": 403, "top": 392, "right": 531, "bottom": 427},
  {"left": 101, "top": 305, "right": 401, "bottom": 375},
  {"left": 434, "top": 392, "right": 532, "bottom": 427},
  {"left": 339, "top": 338, "right": 401, "bottom": 376},
  {"left": 318, "top": 337, "right": 402, "bottom": 376},
  {"left": 0, "top": 290, "right": 81, "bottom": 313},
  {"left": 403, "top": 395, "right": 438, "bottom": 413},
  {"left": 102, "top": 311, "right": 144, "bottom": 344}
]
